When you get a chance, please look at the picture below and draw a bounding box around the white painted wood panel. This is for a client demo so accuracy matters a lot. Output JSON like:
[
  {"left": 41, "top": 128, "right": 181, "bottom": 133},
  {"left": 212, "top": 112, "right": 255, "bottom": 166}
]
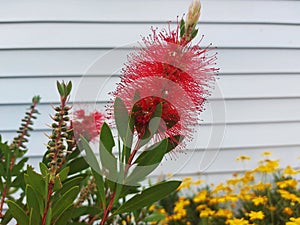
[
  {"left": 0, "top": 23, "right": 299, "bottom": 49},
  {"left": 2, "top": 98, "right": 300, "bottom": 131},
  {"left": 2, "top": 122, "right": 300, "bottom": 156},
  {"left": 1, "top": 75, "right": 300, "bottom": 104},
  {"left": 0, "top": 0, "right": 299, "bottom": 24},
  {"left": 1, "top": 49, "right": 299, "bottom": 77}
]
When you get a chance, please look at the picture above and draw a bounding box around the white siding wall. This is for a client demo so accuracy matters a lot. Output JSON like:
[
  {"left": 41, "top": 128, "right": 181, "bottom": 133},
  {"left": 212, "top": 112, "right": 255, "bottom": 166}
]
[{"left": 1, "top": 0, "right": 300, "bottom": 184}]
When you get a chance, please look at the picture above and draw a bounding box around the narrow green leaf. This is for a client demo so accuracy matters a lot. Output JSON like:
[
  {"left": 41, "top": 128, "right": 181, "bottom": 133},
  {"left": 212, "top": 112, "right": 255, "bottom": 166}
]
[
  {"left": 126, "top": 139, "right": 170, "bottom": 184},
  {"left": 80, "top": 136, "right": 100, "bottom": 173},
  {"left": 114, "top": 97, "right": 134, "bottom": 159},
  {"left": 66, "top": 81, "right": 72, "bottom": 96},
  {"left": 52, "top": 186, "right": 79, "bottom": 219},
  {"left": 7, "top": 200, "right": 29, "bottom": 225},
  {"left": 191, "top": 28, "right": 198, "bottom": 40},
  {"left": 53, "top": 205, "right": 74, "bottom": 225},
  {"left": 113, "top": 181, "right": 181, "bottom": 214},
  {"left": 68, "top": 157, "right": 89, "bottom": 175},
  {"left": 56, "top": 81, "right": 65, "bottom": 97},
  {"left": 138, "top": 104, "right": 162, "bottom": 147},
  {"left": 39, "top": 162, "right": 48, "bottom": 176},
  {"left": 26, "top": 185, "right": 43, "bottom": 217},
  {"left": 24, "top": 165, "right": 46, "bottom": 196},
  {"left": 58, "top": 176, "right": 84, "bottom": 196},
  {"left": 58, "top": 166, "right": 69, "bottom": 182},
  {"left": 29, "top": 208, "right": 40, "bottom": 225},
  {"left": 99, "top": 123, "right": 115, "bottom": 154},
  {"left": 11, "top": 157, "right": 28, "bottom": 175},
  {"left": 92, "top": 169, "right": 106, "bottom": 208},
  {"left": 180, "top": 18, "right": 185, "bottom": 38}
]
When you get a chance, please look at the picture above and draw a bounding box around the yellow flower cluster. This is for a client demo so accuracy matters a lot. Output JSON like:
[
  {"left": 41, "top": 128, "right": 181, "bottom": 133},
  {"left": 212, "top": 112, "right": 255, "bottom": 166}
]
[{"left": 148, "top": 152, "right": 300, "bottom": 225}]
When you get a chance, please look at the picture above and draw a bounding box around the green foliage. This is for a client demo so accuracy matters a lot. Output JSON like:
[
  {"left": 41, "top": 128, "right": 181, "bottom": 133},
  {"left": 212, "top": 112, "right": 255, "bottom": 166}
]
[{"left": 0, "top": 80, "right": 182, "bottom": 225}]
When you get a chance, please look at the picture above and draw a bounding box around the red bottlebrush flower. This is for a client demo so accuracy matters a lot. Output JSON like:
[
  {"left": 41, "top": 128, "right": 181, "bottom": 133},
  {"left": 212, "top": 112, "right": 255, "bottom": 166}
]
[
  {"left": 72, "top": 109, "right": 105, "bottom": 142},
  {"left": 113, "top": 22, "right": 218, "bottom": 148}
]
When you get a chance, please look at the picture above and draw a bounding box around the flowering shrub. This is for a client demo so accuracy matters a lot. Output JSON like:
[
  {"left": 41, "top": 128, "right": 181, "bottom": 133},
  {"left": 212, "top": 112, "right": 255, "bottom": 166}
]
[
  {"left": 0, "top": 1, "right": 219, "bottom": 224},
  {"left": 146, "top": 152, "right": 300, "bottom": 225}
]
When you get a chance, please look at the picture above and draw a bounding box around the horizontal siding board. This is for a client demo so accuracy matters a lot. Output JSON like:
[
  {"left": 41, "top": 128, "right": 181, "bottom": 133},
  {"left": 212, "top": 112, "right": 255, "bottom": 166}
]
[
  {"left": 1, "top": 75, "right": 300, "bottom": 104},
  {"left": 25, "top": 145, "right": 300, "bottom": 178},
  {"left": 1, "top": 49, "right": 299, "bottom": 77},
  {"left": 0, "top": 0, "right": 299, "bottom": 24},
  {"left": 2, "top": 98, "right": 300, "bottom": 131},
  {"left": 2, "top": 122, "right": 300, "bottom": 156},
  {"left": 0, "top": 23, "right": 299, "bottom": 49}
]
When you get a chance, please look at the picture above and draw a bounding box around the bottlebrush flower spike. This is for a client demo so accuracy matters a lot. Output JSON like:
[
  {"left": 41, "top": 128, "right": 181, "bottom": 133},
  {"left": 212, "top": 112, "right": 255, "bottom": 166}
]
[
  {"left": 72, "top": 109, "right": 105, "bottom": 142},
  {"left": 113, "top": 0, "right": 218, "bottom": 149}
]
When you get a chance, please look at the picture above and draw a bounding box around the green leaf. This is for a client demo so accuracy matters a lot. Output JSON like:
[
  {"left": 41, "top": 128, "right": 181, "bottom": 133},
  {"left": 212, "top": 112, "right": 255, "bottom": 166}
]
[
  {"left": 12, "top": 157, "right": 28, "bottom": 175},
  {"left": 58, "top": 166, "right": 69, "bottom": 182},
  {"left": 7, "top": 200, "right": 29, "bottom": 225},
  {"left": 125, "top": 139, "right": 168, "bottom": 184},
  {"left": 68, "top": 157, "right": 89, "bottom": 175},
  {"left": 58, "top": 176, "right": 84, "bottom": 196},
  {"left": 92, "top": 169, "right": 106, "bottom": 208},
  {"left": 26, "top": 185, "right": 43, "bottom": 218},
  {"left": 52, "top": 186, "right": 79, "bottom": 219},
  {"left": 138, "top": 103, "right": 162, "bottom": 147},
  {"left": 53, "top": 205, "right": 74, "bottom": 225},
  {"left": 180, "top": 18, "right": 185, "bottom": 38},
  {"left": 113, "top": 180, "right": 181, "bottom": 214},
  {"left": 99, "top": 122, "right": 118, "bottom": 179},
  {"left": 29, "top": 208, "right": 40, "bottom": 225},
  {"left": 56, "top": 81, "right": 65, "bottom": 97},
  {"left": 39, "top": 162, "right": 48, "bottom": 176},
  {"left": 191, "top": 28, "right": 198, "bottom": 40},
  {"left": 71, "top": 206, "right": 98, "bottom": 219},
  {"left": 66, "top": 81, "right": 72, "bottom": 96},
  {"left": 80, "top": 136, "right": 100, "bottom": 173},
  {"left": 99, "top": 123, "right": 115, "bottom": 155},
  {"left": 114, "top": 97, "right": 134, "bottom": 160},
  {"left": 24, "top": 165, "right": 46, "bottom": 196}
]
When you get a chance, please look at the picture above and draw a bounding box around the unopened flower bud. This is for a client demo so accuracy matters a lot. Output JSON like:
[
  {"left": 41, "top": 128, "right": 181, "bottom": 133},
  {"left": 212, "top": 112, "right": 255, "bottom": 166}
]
[{"left": 186, "top": 0, "right": 201, "bottom": 31}]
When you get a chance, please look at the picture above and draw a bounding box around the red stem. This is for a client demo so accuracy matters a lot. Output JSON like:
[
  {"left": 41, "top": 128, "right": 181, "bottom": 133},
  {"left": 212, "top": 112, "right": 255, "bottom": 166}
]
[
  {"left": 99, "top": 190, "right": 116, "bottom": 225},
  {"left": 41, "top": 182, "right": 54, "bottom": 225}
]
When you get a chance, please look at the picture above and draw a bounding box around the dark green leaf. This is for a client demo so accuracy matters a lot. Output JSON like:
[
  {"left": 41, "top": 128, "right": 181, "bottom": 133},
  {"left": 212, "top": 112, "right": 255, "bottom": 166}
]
[
  {"left": 114, "top": 97, "right": 134, "bottom": 160},
  {"left": 53, "top": 205, "right": 74, "bottom": 225},
  {"left": 26, "top": 185, "right": 43, "bottom": 218},
  {"left": 80, "top": 136, "right": 100, "bottom": 173},
  {"left": 56, "top": 81, "right": 65, "bottom": 97},
  {"left": 180, "top": 18, "right": 186, "bottom": 38},
  {"left": 24, "top": 166, "right": 46, "bottom": 196},
  {"left": 58, "top": 176, "right": 84, "bottom": 196},
  {"left": 12, "top": 157, "right": 28, "bottom": 175},
  {"left": 58, "top": 166, "right": 69, "bottom": 182},
  {"left": 191, "top": 28, "right": 198, "bottom": 40},
  {"left": 39, "top": 162, "right": 48, "bottom": 176},
  {"left": 138, "top": 103, "right": 162, "bottom": 147},
  {"left": 7, "top": 200, "right": 29, "bottom": 225},
  {"left": 99, "top": 122, "right": 115, "bottom": 155},
  {"left": 68, "top": 157, "right": 89, "bottom": 175},
  {"left": 113, "top": 181, "right": 181, "bottom": 214},
  {"left": 66, "top": 81, "right": 72, "bottom": 96},
  {"left": 52, "top": 186, "right": 79, "bottom": 219},
  {"left": 126, "top": 139, "right": 168, "bottom": 184},
  {"left": 71, "top": 206, "right": 99, "bottom": 219},
  {"left": 92, "top": 169, "right": 106, "bottom": 208}
]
